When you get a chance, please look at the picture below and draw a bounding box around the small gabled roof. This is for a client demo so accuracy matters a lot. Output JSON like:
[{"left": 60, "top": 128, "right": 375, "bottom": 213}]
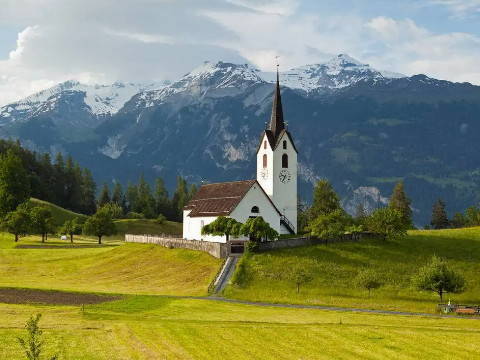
[
  {"left": 184, "top": 179, "right": 281, "bottom": 218},
  {"left": 256, "top": 128, "right": 298, "bottom": 154}
]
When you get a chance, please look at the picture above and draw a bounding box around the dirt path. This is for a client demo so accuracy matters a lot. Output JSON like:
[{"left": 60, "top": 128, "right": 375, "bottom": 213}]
[{"left": 0, "top": 288, "right": 121, "bottom": 305}]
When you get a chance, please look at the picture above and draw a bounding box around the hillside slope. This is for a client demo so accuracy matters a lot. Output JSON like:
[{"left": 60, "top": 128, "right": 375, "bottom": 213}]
[
  {"left": 225, "top": 228, "right": 480, "bottom": 313},
  {"left": 0, "top": 239, "right": 220, "bottom": 296}
]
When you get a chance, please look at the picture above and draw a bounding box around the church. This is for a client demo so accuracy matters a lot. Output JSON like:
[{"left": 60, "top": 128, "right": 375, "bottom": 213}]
[{"left": 183, "top": 70, "right": 297, "bottom": 244}]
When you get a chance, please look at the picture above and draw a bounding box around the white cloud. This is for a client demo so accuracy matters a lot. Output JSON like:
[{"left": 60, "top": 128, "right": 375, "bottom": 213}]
[
  {"left": 430, "top": 0, "right": 480, "bottom": 16},
  {"left": 0, "top": 0, "right": 479, "bottom": 106}
]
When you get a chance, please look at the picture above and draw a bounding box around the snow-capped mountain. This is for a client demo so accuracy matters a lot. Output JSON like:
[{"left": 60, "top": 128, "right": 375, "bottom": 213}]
[
  {"left": 0, "top": 80, "right": 167, "bottom": 125},
  {"left": 1, "top": 54, "right": 479, "bottom": 226},
  {"left": 260, "top": 54, "right": 405, "bottom": 92},
  {"left": 134, "top": 61, "right": 263, "bottom": 108}
]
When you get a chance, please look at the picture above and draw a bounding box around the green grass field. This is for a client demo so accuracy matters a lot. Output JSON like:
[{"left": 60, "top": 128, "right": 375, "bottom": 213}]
[
  {"left": 1, "top": 226, "right": 480, "bottom": 359},
  {"left": 1, "top": 295, "right": 480, "bottom": 359},
  {"left": 224, "top": 227, "right": 480, "bottom": 313},
  {"left": 0, "top": 234, "right": 220, "bottom": 296}
]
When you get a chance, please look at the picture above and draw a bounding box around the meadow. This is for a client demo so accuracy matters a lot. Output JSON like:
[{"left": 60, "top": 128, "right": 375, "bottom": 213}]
[
  {"left": 224, "top": 227, "right": 480, "bottom": 313},
  {"left": 1, "top": 227, "right": 480, "bottom": 358},
  {"left": 1, "top": 295, "right": 480, "bottom": 359},
  {"left": 0, "top": 234, "right": 219, "bottom": 296}
]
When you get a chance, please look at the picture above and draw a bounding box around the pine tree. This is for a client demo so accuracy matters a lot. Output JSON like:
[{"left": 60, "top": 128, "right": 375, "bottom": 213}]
[
  {"left": 355, "top": 202, "right": 367, "bottom": 220},
  {"left": 111, "top": 182, "right": 126, "bottom": 214},
  {"left": 431, "top": 199, "right": 449, "bottom": 229},
  {"left": 81, "top": 169, "right": 97, "bottom": 215},
  {"left": 136, "top": 175, "right": 156, "bottom": 218},
  {"left": 53, "top": 152, "right": 66, "bottom": 206},
  {"left": 126, "top": 182, "right": 138, "bottom": 213},
  {"left": 98, "top": 183, "right": 111, "bottom": 208},
  {"left": 310, "top": 179, "right": 341, "bottom": 219},
  {"left": 172, "top": 176, "right": 189, "bottom": 222},
  {"left": 154, "top": 178, "right": 170, "bottom": 217},
  {"left": 0, "top": 150, "right": 30, "bottom": 217},
  {"left": 389, "top": 181, "right": 412, "bottom": 228}
]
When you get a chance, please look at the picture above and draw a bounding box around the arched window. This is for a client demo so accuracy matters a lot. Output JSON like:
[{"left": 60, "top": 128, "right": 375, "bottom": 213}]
[
  {"left": 264, "top": 140, "right": 267, "bottom": 149},
  {"left": 283, "top": 140, "right": 287, "bottom": 149},
  {"left": 282, "top": 154, "right": 288, "bottom": 168},
  {"left": 251, "top": 206, "right": 259, "bottom": 213},
  {"left": 263, "top": 154, "right": 267, "bottom": 168}
]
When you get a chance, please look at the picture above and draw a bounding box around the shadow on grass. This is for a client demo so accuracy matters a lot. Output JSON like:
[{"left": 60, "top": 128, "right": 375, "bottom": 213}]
[{"left": 15, "top": 244, "right": 119, "bottom": 249}]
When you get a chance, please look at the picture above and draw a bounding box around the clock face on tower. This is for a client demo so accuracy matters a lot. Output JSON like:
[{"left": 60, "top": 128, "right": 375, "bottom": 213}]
[
  {"left": 279, "top": 169, "right": 292, "bottom": 183},
  {"left": 260, "top": 168, "right": 269, "bottom": 179}
]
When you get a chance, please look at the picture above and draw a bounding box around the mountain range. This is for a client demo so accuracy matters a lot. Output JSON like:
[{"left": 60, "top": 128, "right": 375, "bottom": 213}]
[{"left": 1, "top": 54, "right": 480, "bottom": 226}]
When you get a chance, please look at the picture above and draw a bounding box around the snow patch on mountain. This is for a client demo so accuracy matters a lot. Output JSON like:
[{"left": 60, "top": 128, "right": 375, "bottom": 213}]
[
  {"left": 135, "top": 61, "right": 263, "bottom": 107},
  {"left": 260, "top": 54, "right": 406, "bottom": 92},
  {"left": 0, "top": 80, "right": 167, "bottom": 122},
  {"left": 99, "top": 135, "right": 126, "bottom": 159}
]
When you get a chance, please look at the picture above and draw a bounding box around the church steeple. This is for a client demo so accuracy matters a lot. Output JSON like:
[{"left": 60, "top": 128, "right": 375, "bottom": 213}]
[{"left": 268, "top": 65, "right": 285, "bottom": 141}]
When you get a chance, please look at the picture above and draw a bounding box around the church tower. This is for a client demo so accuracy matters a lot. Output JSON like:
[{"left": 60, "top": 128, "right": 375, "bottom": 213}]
[{"left": 256, "top": 68, "right": 298, "bottom": 234}]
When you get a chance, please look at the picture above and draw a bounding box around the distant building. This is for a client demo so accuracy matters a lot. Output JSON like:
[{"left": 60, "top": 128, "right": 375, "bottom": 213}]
[{"left": 183, "top": 69, "right": 297, "bottom": 245}]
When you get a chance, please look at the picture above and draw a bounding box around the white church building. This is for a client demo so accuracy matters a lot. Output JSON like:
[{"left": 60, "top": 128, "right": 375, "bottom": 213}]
[{"left": 183, "top": 71, "right": 297, "bottom": 244}]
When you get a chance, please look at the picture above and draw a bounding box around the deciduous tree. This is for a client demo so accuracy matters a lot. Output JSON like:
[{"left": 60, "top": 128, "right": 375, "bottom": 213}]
[
  {"left": 241, "top": 216, "right": 278, "bottom": 242},
  {"left": 30, "top": 207, "right": 55, "bottom": 242},
  {"left": 60, "top": 219, "right": 82, "bottom": 243},
  {"left": 82, "top": 207, "right": 116, "bottom": 244},
  {"left": 365, "top": 207, "right": 407, "bottom": 240},
  {"left": 355, "top": 268, "right": 382, "bottom": 297},
  {"left": 412, "top": 256, "right": 465, "bottom": 301},
  {"left": 202, "top": 216, "right": 243, "bottom": 242},
  {"left": 3, "top": 205, "right": 32, "bottom": 242}
]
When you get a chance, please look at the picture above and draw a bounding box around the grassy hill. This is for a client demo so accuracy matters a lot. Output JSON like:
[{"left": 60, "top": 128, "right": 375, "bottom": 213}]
[
  {"left": 0, "top": 234, "right": 220, "bottom": 296},
  {"left": 28, "top": 198, "right": 87, "bottom": 226},
  {"left": 224, "top": 228, "right": 480, "bottom": 313}
]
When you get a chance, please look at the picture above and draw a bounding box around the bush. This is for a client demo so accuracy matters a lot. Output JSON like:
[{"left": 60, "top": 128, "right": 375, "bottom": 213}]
[
  {"left": 125, "top": 211, "right": 145, "bottom": 219},
  {"left": 245, "top": 241, "right": 259, "bottom": 253},
  {"left": 156, "top": 214, "right": 166, "bottom": 224}
]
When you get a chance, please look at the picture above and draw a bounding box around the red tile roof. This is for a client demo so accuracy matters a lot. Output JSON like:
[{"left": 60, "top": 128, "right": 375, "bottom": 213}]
[{"left": 184, "top": 180, "right": 257, "bottom": 217}]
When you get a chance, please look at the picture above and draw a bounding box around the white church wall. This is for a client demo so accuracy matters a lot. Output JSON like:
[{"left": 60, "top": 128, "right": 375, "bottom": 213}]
[
  {"left": 272, "top": 132, "right": 298, "bottom": 231},
  {"left": 230, "top": 182, "right": 282, "bottom": 234},
  {"left": 256, "top": 134, "right": 274, "bottom": 197},
  {"left": 183, "top": 210, "right": 227, "bottom": 242}
]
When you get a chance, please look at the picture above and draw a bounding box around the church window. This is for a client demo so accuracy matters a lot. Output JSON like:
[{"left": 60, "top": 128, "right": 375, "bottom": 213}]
[
  {"left": 283, "top": 140, "right": 287, "bottom": 149},
  {"left": 263, "top": 154, "right": 267, "bottom": 168},
  {"left": 251, "top": 206, "right": 259, "bottom": 213},
  {"left": 282, "top": 154, "right": 288, "bottom": 168},
  {"left": 264, "top": 140, "right": 267, "bottom": 149}
]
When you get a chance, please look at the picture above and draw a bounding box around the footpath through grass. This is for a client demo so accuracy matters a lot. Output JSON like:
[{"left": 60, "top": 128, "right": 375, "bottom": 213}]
[
  {"left": 1, "top": 295, "right": 480, "bottom": 359},
  {"left": 0, "top": 233, "right": 221, "bottom": 296},
  {"left": 224, "top": 227, "right": 480, "bottom": 313}
]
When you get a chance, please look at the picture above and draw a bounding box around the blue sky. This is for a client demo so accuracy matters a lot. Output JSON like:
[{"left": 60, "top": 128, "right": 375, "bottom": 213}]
[{"left": 0, "top": 0, "right": 479, "bottom": 105}]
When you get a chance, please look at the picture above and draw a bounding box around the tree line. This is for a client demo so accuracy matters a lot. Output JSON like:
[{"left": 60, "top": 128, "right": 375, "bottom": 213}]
[
  {"left": 96, "top": 175, "right": 197, "bottom": 222},
  {"left": 0, "top": 140, "right": 96, "bottom": 216}
]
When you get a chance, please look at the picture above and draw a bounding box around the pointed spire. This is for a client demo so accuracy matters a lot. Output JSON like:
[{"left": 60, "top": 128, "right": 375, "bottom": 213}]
[{"left": 268, "top": 64, "right": 285, "bottom": 140}]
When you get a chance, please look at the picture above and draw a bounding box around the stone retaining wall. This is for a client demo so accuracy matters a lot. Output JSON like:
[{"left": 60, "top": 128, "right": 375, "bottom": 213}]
[
  {"left": 257, "top": 232, "right": 382, "bottom": 251},
  {"left": 125, "top": 234, "right": 228, "bottom": 258}
]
